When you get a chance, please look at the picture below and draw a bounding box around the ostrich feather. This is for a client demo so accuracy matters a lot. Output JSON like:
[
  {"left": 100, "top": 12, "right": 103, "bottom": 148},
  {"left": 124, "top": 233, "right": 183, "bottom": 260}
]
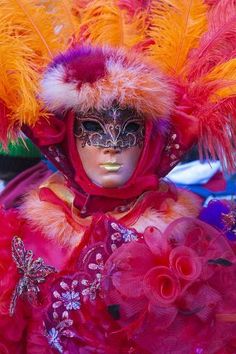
[
  {"left": 117, "top": 0, "right": 151, "bottom": 16},
  {"left": 0, "top": 0, "right": 59, "bottom": 60},
  {"left": 198, "top": 98, "right": 236, "bottom": 171},
  {"left": 0, "top": 0, "right": 57, "bottom": 140},
  {"left": 0, "top": 33, "right": 46, "bottom": 142},
  {"left": 187, "top": 0, "right": 236, "bottom": 80},
  {"left": 43, "top": 0, "right": 81, "bottom": 43},
  {"left": 182, "top": 57, "right": 236, "bottom": 171},
  {"left": 146, "top": 0, "right": 208, "bottom": 76},
  {"left": 202, "top": 58, "right": 236, "bottom": 99},
  {"left": 78, "top": 0, "right": 147, "bottom": 48},
  {"left": 0, "top": 0, "right": 81, "bottom": 141}
]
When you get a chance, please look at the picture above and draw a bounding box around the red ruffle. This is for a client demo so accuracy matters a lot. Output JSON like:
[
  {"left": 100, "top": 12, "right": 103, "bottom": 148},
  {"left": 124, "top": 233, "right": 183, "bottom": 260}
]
[{"left": 102, "top": 217, "right": 236, "bottom": 353}]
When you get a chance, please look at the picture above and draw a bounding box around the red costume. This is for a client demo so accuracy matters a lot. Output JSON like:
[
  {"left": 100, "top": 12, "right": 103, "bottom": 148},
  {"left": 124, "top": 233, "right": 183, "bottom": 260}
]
[{"left": 0, "top": 1, "right": 236, "bottom": 353}]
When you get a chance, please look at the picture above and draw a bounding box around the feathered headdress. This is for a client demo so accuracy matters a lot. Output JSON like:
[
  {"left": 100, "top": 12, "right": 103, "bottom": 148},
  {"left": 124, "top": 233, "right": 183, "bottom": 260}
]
[{"left": 0, "top": 0, "right": 236, "bottom": 173}]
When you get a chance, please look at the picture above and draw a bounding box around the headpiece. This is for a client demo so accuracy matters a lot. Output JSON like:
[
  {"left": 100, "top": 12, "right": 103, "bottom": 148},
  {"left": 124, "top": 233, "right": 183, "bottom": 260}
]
[{"left": 0, "top": 0, "right": 236, "bottom": 193}]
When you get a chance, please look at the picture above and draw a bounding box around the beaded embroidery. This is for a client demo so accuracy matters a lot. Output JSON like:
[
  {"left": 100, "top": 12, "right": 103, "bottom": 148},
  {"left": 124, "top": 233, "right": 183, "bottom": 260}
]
[
  {"left": 10, "top": 236, "right": 56, "bottom": 316},
  {"left": 45, "top": 218, "right": 139, "bottom": 352}
]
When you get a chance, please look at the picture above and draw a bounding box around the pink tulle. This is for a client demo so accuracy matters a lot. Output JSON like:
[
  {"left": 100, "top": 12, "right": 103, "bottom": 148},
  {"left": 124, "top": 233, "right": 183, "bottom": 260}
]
[{"left": 102, "top": 217, "right": 236, "bottom": 353}]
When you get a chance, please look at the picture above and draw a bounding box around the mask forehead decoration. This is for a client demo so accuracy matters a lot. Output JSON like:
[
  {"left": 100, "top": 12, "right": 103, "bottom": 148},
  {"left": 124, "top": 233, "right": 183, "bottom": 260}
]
[{"left": 74, "top": 105, "right": 145, "bottom": 149}]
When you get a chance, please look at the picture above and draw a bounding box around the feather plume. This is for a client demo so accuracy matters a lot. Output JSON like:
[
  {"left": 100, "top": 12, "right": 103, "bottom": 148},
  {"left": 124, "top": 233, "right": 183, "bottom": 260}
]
[
  {"left": 78, "top": 0, "right": 147, "bottom": 48},
  {"left": 202, "top": 58, "right": 236, "bottom": 99},
  {"left": 182, "top": 59, "right": 236, "bottom": 171},
  {"left": 146, "top": 0, "right": 208, "bottom": 76},
  {"left": 0, "top": 0, "right": 81, "bottom": 141},
  {"left": 198, "top": 98, "right": 236, "bottom": 171},
  {"left": 187, "top": 0, "right": 236, "bottom": 80},
  {"left": 0, "top": 32, "right": 45, "bottom": 142},
  {"left": 0, "top": 0, "right": 57, "bottom": 140},
  {"left": 42, "top": 0, "right": 81, "bottom": 44},
  {"left": 0, "top": 0, "right": 58, "bottom": 60},
  {"left": 195, "top": 59, "right": 236, "bottom": 171},
  {"left": 117, "top": 0, "right": 151, "bottom": 16}
]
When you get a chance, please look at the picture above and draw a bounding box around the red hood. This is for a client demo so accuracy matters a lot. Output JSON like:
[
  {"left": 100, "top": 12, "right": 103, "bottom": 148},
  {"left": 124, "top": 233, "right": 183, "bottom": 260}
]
[{"left": 24, "top": 109, "right": 196, "bottom": 214}]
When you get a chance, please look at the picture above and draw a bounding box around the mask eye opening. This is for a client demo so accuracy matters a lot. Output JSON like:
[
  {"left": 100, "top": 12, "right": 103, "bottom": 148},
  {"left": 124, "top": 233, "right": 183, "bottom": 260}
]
[
  {"left": 82, "top": 120, "right": 103, "bottom": 133},
  {"left": 124, "top": 122, "right": 142, "bottom": 133}
]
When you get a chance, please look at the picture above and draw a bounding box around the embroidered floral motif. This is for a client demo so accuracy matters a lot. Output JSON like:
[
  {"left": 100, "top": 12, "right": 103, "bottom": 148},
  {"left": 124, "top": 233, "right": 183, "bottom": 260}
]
[
  {"left": 47, "top": 327, "right": 63, "bottom": 353},
  {"left": 110, "top": 222, "right": 137, "bottom": 250},
  {"left": 80, "top": 248, "right": 106, "bottom": 300},
  {"left": 45, "top": 217, "right": 140, "bottom": 351},
  {"left": 10, "top": 236, "right": 56, "bottom": 316},
  {"left": 52, "top": 280, "right": 81, "bottom": 319},
  {"left": 45, "top": 316, "right": 74, "bottom": 353},
  {"left": 81, "top": 273, "right": 102, "bottom": 301},
  {"left": 88, "top": 252, "right": 104, "bottom": 271}
]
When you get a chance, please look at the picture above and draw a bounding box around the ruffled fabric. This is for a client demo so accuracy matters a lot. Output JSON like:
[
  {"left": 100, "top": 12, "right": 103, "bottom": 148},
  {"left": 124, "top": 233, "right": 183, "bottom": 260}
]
[
  {"left": 20, "top": 174, "right": 201, "bottom": 247},
  {"left": 101, "top": 217, "right": 236, "bottom": 353},
  {"left": 1, "top": 203, "right": 236, "bottom": 353}
]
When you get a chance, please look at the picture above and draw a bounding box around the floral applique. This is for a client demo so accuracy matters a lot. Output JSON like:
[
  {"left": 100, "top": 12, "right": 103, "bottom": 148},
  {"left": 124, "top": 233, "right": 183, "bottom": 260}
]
[
  {"left": 46, "top": 276, "right": 81, "bottom": 353},
  {"left": 10, "top": 236, "right": 56, "bottom": 316},
  {"left": 45, "top": 314, "right": 74, "bottom": 354},
  {"left": 79, "top": 249, "right": 105, "bottom": 301},
  {"left": 81, "top": 273, "right": 101, "bottom": 301},
  {"left": 102, "top": 218, "right": 236, "bottom": 353},
  {"left": 52, "top": 279, "right": 81, "bottom": 319},
  {"left": 110, "top": 222, "right": 138, "bottom": 251},
  {"left": 45, "top": 218, "right": 140, "bottom": 352}
]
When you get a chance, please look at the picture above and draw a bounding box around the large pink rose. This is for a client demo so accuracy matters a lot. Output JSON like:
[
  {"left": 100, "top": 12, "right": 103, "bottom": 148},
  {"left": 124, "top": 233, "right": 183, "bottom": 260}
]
[
  {"left": 169, "top": 246, "right": 202, "bottom": 282},
  {"left": 143, "top": 266, "right": 180, "bottom": 305},
  {"left": 103, "top": 241, "right": 156, "bottom": 298}
]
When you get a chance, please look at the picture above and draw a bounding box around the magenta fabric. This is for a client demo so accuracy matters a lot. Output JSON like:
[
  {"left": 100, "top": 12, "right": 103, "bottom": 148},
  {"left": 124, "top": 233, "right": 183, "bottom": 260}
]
[{"left": 0, "top": 161, "right": 51, "bottom": 209}]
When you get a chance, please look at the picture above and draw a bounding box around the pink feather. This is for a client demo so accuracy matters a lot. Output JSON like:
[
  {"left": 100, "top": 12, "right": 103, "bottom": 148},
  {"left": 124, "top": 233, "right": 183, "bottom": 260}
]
[
  {"left": 117, "top": 0, "right": 151, "bottom": 16},
  {"left": 178, "top": 79, "right": 236, "bottom": 171},
  {"left": 187, "top": 0, "right": 236, "bottom": 80}
]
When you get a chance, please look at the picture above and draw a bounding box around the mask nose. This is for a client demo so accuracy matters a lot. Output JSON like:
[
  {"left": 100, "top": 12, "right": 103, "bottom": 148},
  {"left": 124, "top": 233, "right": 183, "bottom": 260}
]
[{"left": 103, "top": 146, "right": 121, "bottom": 154}]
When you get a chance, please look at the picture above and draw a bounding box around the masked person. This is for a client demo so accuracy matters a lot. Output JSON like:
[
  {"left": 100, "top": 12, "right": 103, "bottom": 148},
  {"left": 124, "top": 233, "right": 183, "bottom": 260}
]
[{"left": 0, "top": 1, "right": 236, "bottom": 353}]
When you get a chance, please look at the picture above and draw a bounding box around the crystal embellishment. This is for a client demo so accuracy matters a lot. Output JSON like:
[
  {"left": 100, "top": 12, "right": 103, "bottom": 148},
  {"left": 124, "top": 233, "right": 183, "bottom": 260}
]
[
  {"left": 9, "top": 236, "right": 56, "bottom": 316},
  {"left": 52, "top": 280, "right": 81, "bottom": 319},
  {"left": 45, "top": 317, "right": 74, "bottom": 353},
  {"left": 110, "top": 222, "right": 137, "bottom": 250}
]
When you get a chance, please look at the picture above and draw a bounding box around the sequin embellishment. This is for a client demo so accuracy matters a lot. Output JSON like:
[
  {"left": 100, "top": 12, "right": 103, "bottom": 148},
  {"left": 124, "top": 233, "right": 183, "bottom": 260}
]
[{"left": 10, "top": 236, "right": 56, "bottom": 316}]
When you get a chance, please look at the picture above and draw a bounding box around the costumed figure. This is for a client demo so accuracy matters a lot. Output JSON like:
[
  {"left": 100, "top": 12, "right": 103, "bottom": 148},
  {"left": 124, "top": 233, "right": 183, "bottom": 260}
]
[{"left": 0, "top": 0, "right": 236, "bottom": 353}]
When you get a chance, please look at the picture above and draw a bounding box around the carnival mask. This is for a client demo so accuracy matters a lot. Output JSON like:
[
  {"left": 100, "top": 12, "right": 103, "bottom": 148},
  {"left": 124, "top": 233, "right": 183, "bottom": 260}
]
[
  {"left": 75, "top": 106, "right": 145, "bottom": 188},
  {"left": 74, "top": 106, "right": 145, "bottom": 149}
]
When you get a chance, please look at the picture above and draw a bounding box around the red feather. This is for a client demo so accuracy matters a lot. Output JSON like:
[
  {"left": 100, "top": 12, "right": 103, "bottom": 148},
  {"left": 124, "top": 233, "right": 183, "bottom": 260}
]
[
  {"left": 0, "top": 99, "right": 11, "bottom": 146},
  {"left": 187, "top": 0, "right": 236, "bottom": 80},
  {"left": 117, "top": 0, "right": 151, "bottom": 16}
]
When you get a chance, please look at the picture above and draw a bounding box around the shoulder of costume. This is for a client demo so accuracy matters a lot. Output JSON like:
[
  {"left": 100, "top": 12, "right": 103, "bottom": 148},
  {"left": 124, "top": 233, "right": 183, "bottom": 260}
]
[{"left": 19, "top": 173, "right": 202, "bottom": 245}]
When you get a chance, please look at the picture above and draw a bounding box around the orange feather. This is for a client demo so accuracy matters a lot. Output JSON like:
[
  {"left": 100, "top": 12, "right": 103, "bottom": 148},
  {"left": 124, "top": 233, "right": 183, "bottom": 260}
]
[
  {"left": 78, "top": 0, "right": 147, "bottom": 48},
  {"left": 146, "top": 0, "right": 208, "bottom": 76},
  {"left": 0, "top": 0, "right": 81, "bottom": 140}
]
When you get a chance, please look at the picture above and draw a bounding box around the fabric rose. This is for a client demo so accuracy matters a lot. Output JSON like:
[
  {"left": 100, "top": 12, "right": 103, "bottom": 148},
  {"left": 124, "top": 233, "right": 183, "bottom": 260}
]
[
  {"left": 103, "top": 241, "right": 156, "bottom": 298},
  {"left": 143, "top": 266, "right": 180, "bottom": 305},
  {"left": 101, "top": 217, "right": 236, "bottom": 354},
  {"left": 169, "top": 246, "right": 202, "bottom": 282}
]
